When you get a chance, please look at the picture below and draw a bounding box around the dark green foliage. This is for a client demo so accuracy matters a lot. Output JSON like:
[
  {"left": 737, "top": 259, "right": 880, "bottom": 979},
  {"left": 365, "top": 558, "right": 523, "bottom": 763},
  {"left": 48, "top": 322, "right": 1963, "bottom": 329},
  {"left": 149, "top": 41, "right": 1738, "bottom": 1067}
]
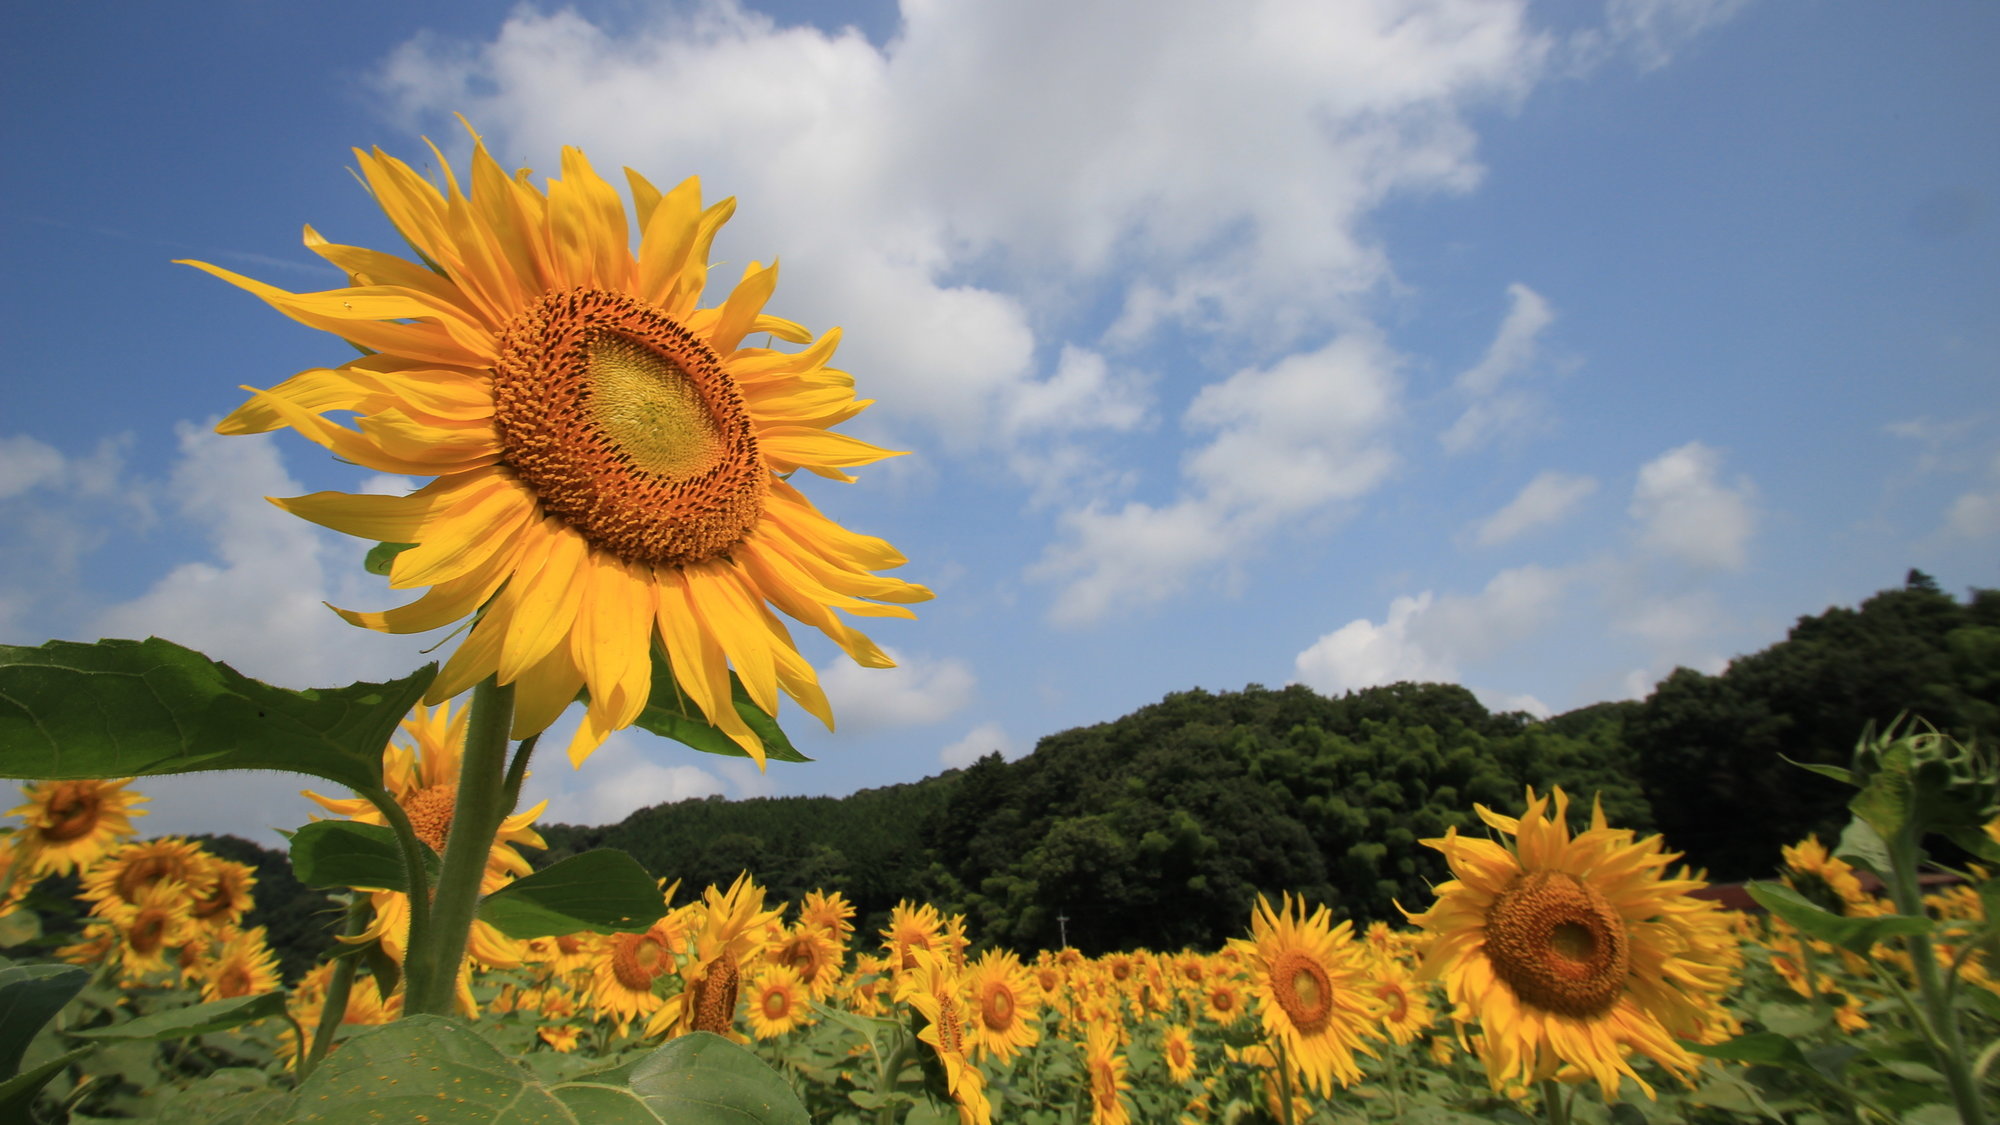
[{"left": 1630, "top": 572, "right": 2000, "bottom": 879}]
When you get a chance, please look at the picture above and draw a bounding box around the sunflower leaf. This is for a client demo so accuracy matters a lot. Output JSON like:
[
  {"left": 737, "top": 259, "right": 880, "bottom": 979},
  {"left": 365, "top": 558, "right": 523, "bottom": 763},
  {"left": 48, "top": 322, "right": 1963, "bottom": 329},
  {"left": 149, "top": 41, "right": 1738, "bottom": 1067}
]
[
  {"left": 0, "top": 1048, "right": 91, "bottom": 1120},
  {"left": 1683, "top": 1031, "right": 1814, "bottom": 1072},
  {"left": 477, "top": 849, "right": 661, "bottom": 938},
  {"left": 1833, "top": 817, "right": 1893, "bottom": 881},
  {"left": 290, "top": 820, "right": 437, "bottom": 891},
  {"left": 1745, "top": 881, "right": 1933, "bottom": 954},
  {"left": 554, "top": 1031, "right": 811, "bottom": 1124},
  {"left": 365, "top": 541, "right": 417, "bottom": 576},
  {"left": 280, "top": 1015, "right": 576, "bottom": 1123},
  {"left": 0, "top": 637, "right": 435, "bottom": 793},
  {"left": 0, "top": 963, "right": 88, "bottom": 1080},
  {"left": 625, "top": 649, "right": 810, "bottom": 764},
  {"left": 69, "top": 991, "right": 288, "bottom": 1040}
]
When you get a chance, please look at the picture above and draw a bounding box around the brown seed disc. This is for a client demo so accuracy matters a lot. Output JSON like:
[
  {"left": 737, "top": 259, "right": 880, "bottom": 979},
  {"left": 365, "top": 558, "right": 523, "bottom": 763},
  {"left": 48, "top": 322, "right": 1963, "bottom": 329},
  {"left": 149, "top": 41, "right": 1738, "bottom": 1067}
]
[
  {"left": 128, "top": 910, "right": 169, "bottom": 956},
  {"left": 694, "top": 955, "right": 741, "bottom": 1034},
  {"left": 492, "top": 288, "right": 766, "bottom": 566},
  {"left": 39, "top": 782, "right": 105, "bottom": 842},
  {"left": 1483, "top": 869, "right": 1630, "bottom": 1018},
  {"left": 1270, "top": 949, "right": 1334, "bottom": 1034},
  {"left": 611, "top": 932, "right": 669, "bottom": 992},
  {"left": 981, "top": 982, "right": 1016, "bottom": 1031},
  {"left": 402, "top": 784, "right": 457, "bottom": 854}
]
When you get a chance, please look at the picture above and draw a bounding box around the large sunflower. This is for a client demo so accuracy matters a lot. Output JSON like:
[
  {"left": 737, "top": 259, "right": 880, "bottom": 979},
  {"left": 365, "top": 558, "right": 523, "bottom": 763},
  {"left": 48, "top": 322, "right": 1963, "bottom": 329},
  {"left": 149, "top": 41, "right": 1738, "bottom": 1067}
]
[
  {"left": 1405, "top": 787, "right": 1739, "bottom": 1099},
  {"left": 8, "top": 778, "right": 147, "bottom": 879},
  {"left": 185, "top": 126, "right": 930, "bottom": 766}
]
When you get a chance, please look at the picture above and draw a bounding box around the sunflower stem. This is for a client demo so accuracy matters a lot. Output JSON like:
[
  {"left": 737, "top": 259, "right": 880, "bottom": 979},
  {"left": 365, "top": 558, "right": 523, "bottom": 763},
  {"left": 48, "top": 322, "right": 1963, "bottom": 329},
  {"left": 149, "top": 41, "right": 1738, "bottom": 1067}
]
[
  {"left": 303, "top": 894, "right": 370, "bottom": 1080},
  {"left": 1273, "top": 1037, "right": 1296, "bottom": 1125},
  {"left": 405, "top": 676, "right": 515, "bottom": 1018},
  {"left": 1884, "top": 823, "right": 1986, "bottom": 1125},
  {"left": 501, "top": 731, "right": 540, "bottom": 817},
  {"left": 360, "top": 784, "right": 433, "bottom": 991},
  {"left": 1538, "top": 1079, "right": 1572, "bottom": 1125}
]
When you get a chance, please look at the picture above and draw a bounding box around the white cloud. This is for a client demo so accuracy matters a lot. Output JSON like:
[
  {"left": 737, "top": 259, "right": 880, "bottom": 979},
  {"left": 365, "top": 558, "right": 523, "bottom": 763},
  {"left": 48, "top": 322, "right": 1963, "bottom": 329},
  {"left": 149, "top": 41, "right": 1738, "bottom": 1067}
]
[
  {"left": 939, "top": 721, "right": 1018, "bottom": 769},
  {"left": 90, "top": 423, "right": 447, "bottom": 688},
  {"left": 1293, "top": 564, "right": 1567, "bottom": 694},
  {"left": 1471, "top": 470, "right": 1597, "bottom": 546},
  {"left": 0, "top": 435, "right": 67, "bottom": 500},
  {"left": 1946, "top": 489, "right": 2000, "bottom": 538},
  {"left": 1564, "top": 0, "right": 1751, "bottom": 73},
  {"left": 815, "top": 648, "right": 975, "bottom": 733},
  {"left": 1629, "top": 442, "right": 1756, "bottom": 570},
  {"left": 1442, "top": 282, "right": 1556, "bottom": 454},
  {"left": 1614, "top": 590, "right": 1723, "bottom": 647},
  {"left": 1481, "top": 691, "right": 1552, "bottom": 718},
  {"left": 1036, "top": 333, "right": 1400, "bottom": 624}
]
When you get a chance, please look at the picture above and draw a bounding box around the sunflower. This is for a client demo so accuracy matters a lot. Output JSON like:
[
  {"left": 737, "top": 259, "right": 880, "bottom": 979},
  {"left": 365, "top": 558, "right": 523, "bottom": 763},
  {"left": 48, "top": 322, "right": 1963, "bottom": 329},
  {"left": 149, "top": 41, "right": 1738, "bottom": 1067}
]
[
  {"left": 1233, "top": 893, "right": 1379, "bottom": 1096},
  {"left": 745, "top": 964, "right": 815, "bottom": 1039},
  {"left": 1202, "top": 977, "right": 1249, "bottom": 1028},
  {"left": 305, "top": 702, "right": 544, "bottom": 984},
  {"left": 1161, "top": 1023, "right": 1198, "bottom": 1084},
  {"left": 538, "top": 1025, "right": 583, "bottom": 1053},
  {"left": 650, "top": 872, "right": 780, "bottom": 1039},
  {"left": 882, "top": 899, "right": 945, "bottom": 973},
  {"left": 198, "top": 927, "right": 284, "bottom": 1002},
  {"left": 8, "top": 779, "right": 147, "bottom": 879},
  {"left": 186, "top": 126, "right": 930, "bottom": 767},
  {"left": 1083, "top": 1022, "right": 1133, "bottom": 1125},
  {"left": 101, "top": 880, "right": 198, "bottom": 978},
  {"left": 897, "top": 949, "right": 993, "bottom": 1125},
  {"left": 765, "top": 921, "right": 844, "bottom": 1000},
  {"left": 1366, "top": 951, "right": 1434, "bottom": 1046},
  {"left": 187, "top": 858, "right": 258, "bottom": 933},
  {"left": 80, "top": 838, "right": 214, "bottom": 915},
  {"left": 964, "top": 947, "right": 1041, "bottom": 1063},
  {"left": 1405, "top": 786, "right": 1740, "bottom": 1099},
  {"left": 1780, "top": 835, "right": 1882, "bottom": 917},
  {"left": 798, "top": 888, "right": 856, "bottom": 941},
  {"left": 588, "top": 923, "right": 680, "bottom": 1031}
]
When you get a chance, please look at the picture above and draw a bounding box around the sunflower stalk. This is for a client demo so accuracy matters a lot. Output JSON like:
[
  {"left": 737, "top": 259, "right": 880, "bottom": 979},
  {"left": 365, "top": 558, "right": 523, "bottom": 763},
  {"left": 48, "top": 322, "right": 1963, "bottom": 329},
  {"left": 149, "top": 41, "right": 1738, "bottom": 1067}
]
[
  {"left": 404, "top": 676, "right": 515, "bottom": 1017},
  {"left": 1883, "top": 822, "right": 1986, "bottom": 1125},
  {"left": 302, "top": 893, "right": 371, "bottom": 1079},
  {"left": 1537, "top": 1078, "right": 1572, "bottom": 1125}
]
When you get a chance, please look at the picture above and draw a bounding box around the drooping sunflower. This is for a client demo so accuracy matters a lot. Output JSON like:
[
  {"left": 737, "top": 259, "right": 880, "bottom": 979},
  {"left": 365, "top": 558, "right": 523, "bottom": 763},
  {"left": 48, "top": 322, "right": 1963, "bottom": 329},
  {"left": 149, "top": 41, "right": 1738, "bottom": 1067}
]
[
  {"left": 1232, "top": 893, "right": 1380, "bottom": 1096},
  {"left": 897, "top": 948, "right": 993, "bottom": 1125},
  {"left": 745, "top": 964, "right": 815, "bottom": 1039},
  {"left": 1082, "top": 1021, "right": 1133, "bottom": 1125},
  {"left": 964, "top": 947, "right": 1041, "bottom": 1063},
  {"left": 185, "top": 126, "right": 930, "bottom": 766},
  {"left": 8, "top": 779, "right": 147, "bottom": 879},
  {"left": 1405, "top": 786, "right": 1740, "bottom": 1099}
]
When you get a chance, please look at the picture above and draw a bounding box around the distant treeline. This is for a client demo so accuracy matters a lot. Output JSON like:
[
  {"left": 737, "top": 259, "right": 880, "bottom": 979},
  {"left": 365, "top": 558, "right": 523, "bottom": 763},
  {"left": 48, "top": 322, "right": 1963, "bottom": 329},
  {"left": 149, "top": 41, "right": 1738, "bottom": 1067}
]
[{"left": 529, "top": 570, "right": 1997, "bottom": 956}]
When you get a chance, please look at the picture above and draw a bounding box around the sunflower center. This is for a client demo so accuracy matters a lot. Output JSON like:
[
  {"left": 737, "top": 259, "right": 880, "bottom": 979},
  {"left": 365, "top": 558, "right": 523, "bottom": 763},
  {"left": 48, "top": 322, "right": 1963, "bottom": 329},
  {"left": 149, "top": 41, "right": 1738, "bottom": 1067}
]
[
  {"left": 1270, "top": 950, "right": 1334, "bottom": 1034},
  {"left": 128, "top": 910, "right": 168, "bottom": 956},
  {"left": 1167, "top": 1036, "right": 1191, "bottom": 1070},
  {"left": 493, "top": 288, "right": 766, "bottom": 567},
  {"left": 937, "top": 996, "right": 967, "bottom": 1055},
  {"left": 1376, "top": 981, "right": 1409, "bottom": 1023},
  {"left": 981, "top": 984, "right": 1016, "bottom": 1031},
  {"left": 693, "top": 955, "right": 741, "bottom": 1035},
  {"left": 40, "top": 782, "right": 104, "bottom": 842},
  {"left": 216, "top": 963, "right": 255, "bottom": 998},
  {"left": 1483, "top": 869, "right": 1630, "bottom": 1018},
  {"left": 115, "top": 855, "right": 180, "bottom": 904},
  {"left": 611, "top": 933, "right": 670, "bottom": 992},
  {"left": 778, "top": 936, "right": 824, "bottom": 984},
  {"left": 762, "top": 987, "right": 791, "bottom": 1021},
  {"left": 1091, "top": 1058, "right": 1119, "bottom": 1110},
  {"left": 402, "top": 784, "right": 457, "bottom": 854}
]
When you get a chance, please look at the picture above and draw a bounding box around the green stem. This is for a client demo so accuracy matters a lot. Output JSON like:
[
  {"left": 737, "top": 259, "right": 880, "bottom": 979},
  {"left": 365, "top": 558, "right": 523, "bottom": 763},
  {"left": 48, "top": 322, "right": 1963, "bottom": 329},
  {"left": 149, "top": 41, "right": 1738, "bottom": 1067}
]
[
  {"left": 1539, "top": 1078, "right": 1572, "bottom": 1125},
  {"left": 404, "top": 677, "right": 515, "bottom": 1017},
  {"left": 360, "top": 785, "right": 432, "bottom": 991},
  {"left": 1886, "top": 826, "right": 1986, "bottom": 1125},
  {"left": 302, "top": 895, "right": 370, "bottom": 1079},
  {"left": 501, "top": 732, "right": 540, "bottom": 818},
  {"left": 1274, "top": 1037, "right": 1296, "bottom": 1125},
  {"left": 1384, "top": 1039, "right": 1405, "bottom": 1120}
]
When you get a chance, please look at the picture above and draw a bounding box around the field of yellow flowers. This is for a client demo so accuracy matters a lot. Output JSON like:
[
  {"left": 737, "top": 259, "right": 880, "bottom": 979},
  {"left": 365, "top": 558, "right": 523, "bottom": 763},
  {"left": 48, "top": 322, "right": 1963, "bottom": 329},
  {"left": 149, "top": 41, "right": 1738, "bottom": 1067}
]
[{"left": 4, "top": 727, "right": 1996, "bottom": 1125}]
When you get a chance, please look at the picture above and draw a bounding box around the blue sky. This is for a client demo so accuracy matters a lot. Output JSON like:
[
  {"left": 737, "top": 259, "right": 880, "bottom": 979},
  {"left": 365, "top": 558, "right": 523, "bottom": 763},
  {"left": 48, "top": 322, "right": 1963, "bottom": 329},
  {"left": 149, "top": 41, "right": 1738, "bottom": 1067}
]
[{"left": 3, "top": 0, "right": 1996, "bottom": 846}]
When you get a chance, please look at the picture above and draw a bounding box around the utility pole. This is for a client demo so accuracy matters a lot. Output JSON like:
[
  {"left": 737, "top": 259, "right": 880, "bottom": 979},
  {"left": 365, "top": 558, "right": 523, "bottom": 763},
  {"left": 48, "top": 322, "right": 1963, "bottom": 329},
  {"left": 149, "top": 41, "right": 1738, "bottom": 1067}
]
[{"left": 1057, "top": 911, "right": 1069, "bottom": 948}]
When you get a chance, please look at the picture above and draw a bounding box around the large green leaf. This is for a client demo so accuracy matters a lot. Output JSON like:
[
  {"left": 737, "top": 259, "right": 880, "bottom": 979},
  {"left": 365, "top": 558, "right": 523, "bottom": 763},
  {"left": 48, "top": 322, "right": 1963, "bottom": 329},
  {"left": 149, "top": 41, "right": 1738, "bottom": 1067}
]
[
  {"left": 478, "top": 850, "right": 661, "bottom": 938},
  {"left": 1685, "top": 1031, "right": 1813, "bottom": 1071},
  {"left": 1746, "top": 881, "right": 1933, "bottom": 954},
  {"left": 0, "top": 1047, "right": 89, "bottom": 1121},
  {"left": 70, "top": 990, "right": 287, "bottom": 1040},
  {"left": 551, "top": 1032, "right": 809, "bottom": 1125},
  {"left": 290, "top": 820, "right": 436, "bottom": 891},
  {"left": 284, "top": 1016, "right": 574, "bottom": 1123},
  {"left": 628, "top": 651, "right": 810, "bottom": 764},
  {"left": 0, "top": 962, "right": 88, "bottom": 1079},
  {"left": 0, "top": 637, "right": 435, "bottom": 792}
]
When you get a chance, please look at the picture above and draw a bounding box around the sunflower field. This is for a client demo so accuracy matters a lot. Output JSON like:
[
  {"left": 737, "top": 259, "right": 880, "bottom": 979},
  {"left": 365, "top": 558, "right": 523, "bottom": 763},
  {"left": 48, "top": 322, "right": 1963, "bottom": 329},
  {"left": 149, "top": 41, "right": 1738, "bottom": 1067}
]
[{"left": 3, "top": 715, "right": 1997, "bottom": 1124}]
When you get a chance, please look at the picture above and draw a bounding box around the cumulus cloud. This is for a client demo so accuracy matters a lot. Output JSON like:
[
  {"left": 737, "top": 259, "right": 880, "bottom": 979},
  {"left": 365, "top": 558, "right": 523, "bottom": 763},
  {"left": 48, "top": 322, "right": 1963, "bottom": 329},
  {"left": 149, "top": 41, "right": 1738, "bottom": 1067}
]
[
  {"left": 1565, "top": 0, "right": 1752, "bottom": 72},
  {"left": 815, "top": 648, "right": 976, "bottom": 733},
  {"left": 1628, "top": 441, "right": 1756, "bottom": 570},
  {"left": 1293, "top": 565, "right": 1567, "bottom": 694},
  {"left": 1471, "top": 470, "right": 1597, "bottom": 546},
  {"left": 1442, "top": 282, "right": 1556, "bottom": 454},
  {"left": 0, "top": 434, "right": 149, "bottom": 639},
  {"left": 90, "top": 423, "right": 449, "bottom": 688},
  {"left": 1035, "top": 333, "right": 1400, "bottom": 623},
  {"left": 939, "top": 721, "right": 1019, "bottom": 769},
  {"left": 533, "top": 728, "right": 730, "bottom": 826}
]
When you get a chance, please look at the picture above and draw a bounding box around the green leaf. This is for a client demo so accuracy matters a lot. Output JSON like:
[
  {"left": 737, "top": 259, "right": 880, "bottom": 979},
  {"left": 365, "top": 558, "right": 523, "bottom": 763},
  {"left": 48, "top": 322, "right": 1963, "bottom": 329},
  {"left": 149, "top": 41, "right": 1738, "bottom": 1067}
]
[
  {"left": 1746, "top": 881, "right": 1933, "bottom": 954},
  {"left": 283, "top": 1015, "right": 574, "bottom": 1123},
  {"left": 290, "top": 820, "right": 435, "bottom": 891},
  {"left": 1683, "top": 1031, "right": 1813, "bottom": 1071},
  {"left": 0, "top": 1047, "right": 90, "bottom": 1120},
  {"left": 556, "top": 1032, "right": 811, "bottom": 1124},
  {"left": 1783, "top": 754, "right": 1859, "bottom": 788},
  {"left": 628, "top": 650, "right": 810, "bottom": 764},
  {"left": 1851, "top": 740, "right": 1915, "bottom": 843},
  {"left": 0, "top": 637, "right": 435, "bottom": 792},
  {"left": 478, "top": 850, "right": 662, "bottom": 938},
  {"left": 1835, "top": 817, "right": 1893, "bottom": 881},
  {"left": 365, "top": 541, "right": 416, "bottom": 576},
  {"left": 1946, "top": 826, "right": 2000, "bottom": 866},
  {"left": 0, "top": 963, "right": 88, "bottom": 1079},
  {"left": 70, "top": 990, "right": 287, "bottom": 1040}
]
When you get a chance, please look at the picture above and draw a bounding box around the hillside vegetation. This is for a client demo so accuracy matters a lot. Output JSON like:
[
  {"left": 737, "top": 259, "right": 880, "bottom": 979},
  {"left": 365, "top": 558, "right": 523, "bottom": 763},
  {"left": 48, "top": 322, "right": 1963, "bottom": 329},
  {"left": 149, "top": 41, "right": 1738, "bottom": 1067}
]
[{"left": 530, "top": 571, "right": 1997, "bottom": 955}]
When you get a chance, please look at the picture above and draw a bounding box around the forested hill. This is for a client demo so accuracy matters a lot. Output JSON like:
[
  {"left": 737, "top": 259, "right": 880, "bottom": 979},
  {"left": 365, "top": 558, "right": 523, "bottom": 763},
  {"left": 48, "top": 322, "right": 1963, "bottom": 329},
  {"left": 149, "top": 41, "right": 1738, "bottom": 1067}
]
[{"left": 537, "top": 571, "right": 1999, "bottom": 956}]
